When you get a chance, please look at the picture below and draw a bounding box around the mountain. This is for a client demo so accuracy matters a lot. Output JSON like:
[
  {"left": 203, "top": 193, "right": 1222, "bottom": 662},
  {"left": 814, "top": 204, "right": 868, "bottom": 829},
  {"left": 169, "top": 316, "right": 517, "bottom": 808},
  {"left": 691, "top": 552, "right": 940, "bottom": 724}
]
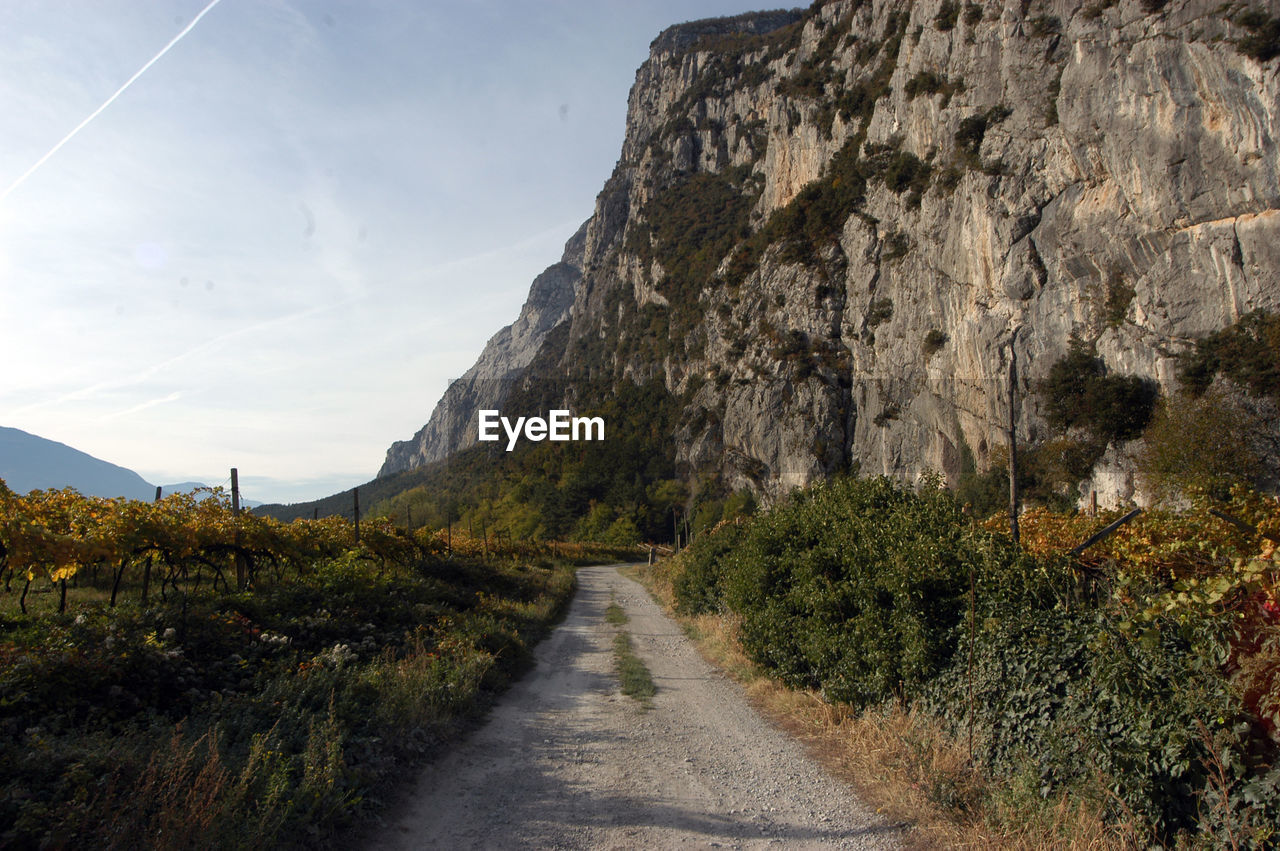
[
  {"left": 380, "top": 221, "right": 589, "bottom": 474},
  {"left": 0, "top": 426, "right": 157, "bottom": 501},
  {"left": 364, "top": 0, "right": 1279, "bottom": 532},
  {"left": 0, "top": 427, "right": 262, "bottom": 506}
]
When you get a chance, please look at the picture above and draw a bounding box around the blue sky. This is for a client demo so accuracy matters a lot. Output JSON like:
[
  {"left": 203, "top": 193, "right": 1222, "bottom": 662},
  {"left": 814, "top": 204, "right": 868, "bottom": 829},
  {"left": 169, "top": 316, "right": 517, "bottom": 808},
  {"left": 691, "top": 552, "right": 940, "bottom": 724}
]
[{"left": 0, "top": 0, "right": 766, "bottom": 504}]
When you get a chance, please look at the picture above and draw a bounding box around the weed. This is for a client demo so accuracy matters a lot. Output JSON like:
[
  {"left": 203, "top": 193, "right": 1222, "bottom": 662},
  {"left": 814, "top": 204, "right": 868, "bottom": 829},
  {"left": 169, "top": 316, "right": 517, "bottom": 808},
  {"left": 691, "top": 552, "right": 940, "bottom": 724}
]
[
  {"left": 612, "top": 633, "right": 657, "bottom": 708},
  {"left": 605, "top": 598, "right": 629, "bottom": 626}
]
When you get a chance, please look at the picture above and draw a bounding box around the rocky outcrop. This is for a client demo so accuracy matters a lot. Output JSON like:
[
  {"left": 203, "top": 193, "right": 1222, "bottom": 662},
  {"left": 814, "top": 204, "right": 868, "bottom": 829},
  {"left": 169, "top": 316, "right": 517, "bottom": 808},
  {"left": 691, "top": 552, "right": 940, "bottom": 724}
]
[
  {"left": 378, "top": 222, "right": 587, "bottom": 475},
  {"left": 384, "top": 0, "right": 1280, "bottom": 507}
]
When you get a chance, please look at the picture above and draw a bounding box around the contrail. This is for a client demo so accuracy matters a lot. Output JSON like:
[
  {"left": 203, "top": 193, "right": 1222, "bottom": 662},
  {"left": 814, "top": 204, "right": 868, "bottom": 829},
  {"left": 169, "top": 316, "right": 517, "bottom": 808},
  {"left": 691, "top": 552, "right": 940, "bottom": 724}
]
[{"left": 0, "top": 0, "right": 226, "bottom": 204}]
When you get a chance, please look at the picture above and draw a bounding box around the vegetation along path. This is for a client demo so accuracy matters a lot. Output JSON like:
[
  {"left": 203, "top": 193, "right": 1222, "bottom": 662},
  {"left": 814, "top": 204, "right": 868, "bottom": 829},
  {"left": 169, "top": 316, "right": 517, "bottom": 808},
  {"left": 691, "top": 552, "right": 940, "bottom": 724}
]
[{"left": 374, "top": 563, "right": 903, "bottom": 849}]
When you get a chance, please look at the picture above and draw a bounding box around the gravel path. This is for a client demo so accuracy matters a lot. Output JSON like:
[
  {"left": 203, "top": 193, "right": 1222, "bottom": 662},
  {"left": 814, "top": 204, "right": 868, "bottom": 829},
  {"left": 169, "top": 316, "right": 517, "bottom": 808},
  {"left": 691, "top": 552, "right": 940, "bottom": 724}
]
[{"left": 374, "top": 564, "right": 904, "bottom": 850}]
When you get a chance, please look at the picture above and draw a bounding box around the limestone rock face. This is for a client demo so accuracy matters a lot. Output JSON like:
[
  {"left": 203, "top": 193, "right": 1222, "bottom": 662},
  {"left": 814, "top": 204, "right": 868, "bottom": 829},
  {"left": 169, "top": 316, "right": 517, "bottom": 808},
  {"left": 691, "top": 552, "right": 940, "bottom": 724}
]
[
  {"left": 377, "top": 223, "right": 587, "bottom": 475},
  {"left": 383, "top": 0, "right": 1280, "bottom": 506}
]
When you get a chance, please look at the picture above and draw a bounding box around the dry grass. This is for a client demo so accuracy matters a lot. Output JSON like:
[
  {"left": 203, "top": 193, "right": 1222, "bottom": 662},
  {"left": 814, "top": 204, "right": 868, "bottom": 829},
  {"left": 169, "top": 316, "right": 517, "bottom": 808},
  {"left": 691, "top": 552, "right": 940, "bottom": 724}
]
[
  {"left": 54, "top": 727, "right": 234, "bottom": 850},
  {"left": 630, "top": 562, "right": 1125, "bottom": 851}
]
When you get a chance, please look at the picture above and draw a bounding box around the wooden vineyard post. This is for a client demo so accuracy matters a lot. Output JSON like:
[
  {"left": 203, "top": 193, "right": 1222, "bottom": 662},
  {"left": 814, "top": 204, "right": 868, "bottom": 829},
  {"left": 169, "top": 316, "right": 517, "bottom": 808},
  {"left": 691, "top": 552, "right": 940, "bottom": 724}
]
[
  {"left": 114, "top": 487, "right": 161, "bottom": 606},
  {"left": 141, "top": 465, "right": 160, "bottom": 603},
  {"left": 231, "top": 468, "right": 247, "bottom": 590},
  {"left": 353, "top": 487, "right": 361, "bottom": 545}
]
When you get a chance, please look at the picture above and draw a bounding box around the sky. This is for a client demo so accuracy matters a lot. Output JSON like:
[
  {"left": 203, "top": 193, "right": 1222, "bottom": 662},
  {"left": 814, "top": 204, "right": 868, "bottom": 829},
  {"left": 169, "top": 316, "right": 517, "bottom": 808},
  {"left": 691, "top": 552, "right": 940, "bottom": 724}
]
[{"left": 0, "top": 0, "right": 767, "bottom": 505}]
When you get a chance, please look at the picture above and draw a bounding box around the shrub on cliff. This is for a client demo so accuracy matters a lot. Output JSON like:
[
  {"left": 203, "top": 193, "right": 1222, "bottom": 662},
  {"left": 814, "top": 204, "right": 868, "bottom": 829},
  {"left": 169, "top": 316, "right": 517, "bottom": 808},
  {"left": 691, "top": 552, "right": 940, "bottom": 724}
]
[{"left": 1039, "top": 338, "right": 1157, "bottom": 444}]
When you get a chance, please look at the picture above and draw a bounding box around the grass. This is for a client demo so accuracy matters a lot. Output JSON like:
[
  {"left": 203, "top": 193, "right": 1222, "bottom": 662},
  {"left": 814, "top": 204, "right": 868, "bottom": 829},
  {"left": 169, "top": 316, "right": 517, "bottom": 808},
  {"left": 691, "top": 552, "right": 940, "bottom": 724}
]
[
  {"left": 602, "top": 588, "right": 654, "bottom": 709},
  {"left": 605, "top": 600, "right": 629, "bottom": 625},
  {"left": 611, "top": 632, "right": 656, "bottom": 709}
]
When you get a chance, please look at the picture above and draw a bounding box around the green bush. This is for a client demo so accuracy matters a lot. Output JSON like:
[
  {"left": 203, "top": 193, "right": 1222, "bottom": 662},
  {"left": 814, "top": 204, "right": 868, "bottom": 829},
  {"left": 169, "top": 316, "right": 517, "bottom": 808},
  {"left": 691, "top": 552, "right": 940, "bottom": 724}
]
[
  {"left": 866, "top": 297, "right": 894, "bottom": 327},
  {"left": 904, "top": 70, "right": 946, "bottom": 99},
  {"left": 927, "top": 604, "right": 1279, "bottom": 845},
  {"left": 954, "top": 105, "right": 1012, "bottom": 164},
  {"left": 935, "top": 1, "right": 960, "bottom": 31},
  {"left": 881, "top": 150, "right": 932, "bottom": 195},
  {"left": 1138, "top": 388, "right": 1271, "bottom": 501},
  {"left": 624, "top": 169, "right": 759, "bottom": 311},
  {"left": 676, "top": 477, "right": 1057, "bottom": 707},
  {"left": 671, "top": 520, "right": 746, "bottom": 615},
  {"left": 955, "top": 114, "right": 989, "bottom": 159},
  {"left": 1177, "top": 310, "right": 1280, "bottom": 401},
  {"left": 1236, "top": 12, "right": 1280, "bottom": 62},
  {"left": 1028, "top": 15, "right": 1060, "bottom": 37},
  {"left": 1039, "top": 338, "right": 1157, "bottom": 443}
]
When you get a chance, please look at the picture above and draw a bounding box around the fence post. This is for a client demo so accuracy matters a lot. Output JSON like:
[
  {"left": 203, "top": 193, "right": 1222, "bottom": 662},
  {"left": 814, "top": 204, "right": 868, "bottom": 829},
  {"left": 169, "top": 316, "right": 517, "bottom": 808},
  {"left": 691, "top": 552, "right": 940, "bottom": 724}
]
[{"left": 231, "top": 468, "right": 246, "bottom": 590}]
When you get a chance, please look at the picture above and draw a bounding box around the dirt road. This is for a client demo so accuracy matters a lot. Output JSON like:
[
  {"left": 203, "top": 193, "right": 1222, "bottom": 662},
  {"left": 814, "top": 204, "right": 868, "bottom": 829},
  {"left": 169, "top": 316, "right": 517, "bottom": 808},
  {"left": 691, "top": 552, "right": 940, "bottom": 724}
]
[{"left": 375, "top": 564, "right": 904, "bottom": 849}]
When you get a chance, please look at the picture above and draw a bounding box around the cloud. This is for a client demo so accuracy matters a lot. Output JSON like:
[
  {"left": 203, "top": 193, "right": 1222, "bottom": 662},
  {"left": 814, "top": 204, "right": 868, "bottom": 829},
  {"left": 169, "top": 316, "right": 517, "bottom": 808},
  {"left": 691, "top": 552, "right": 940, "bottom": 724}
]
[
  {"left": 100, "top": 391, "right": 183, "bottom": 422},
  {"left": 0, "top": 0, "right": 227, "bottom": 204}
]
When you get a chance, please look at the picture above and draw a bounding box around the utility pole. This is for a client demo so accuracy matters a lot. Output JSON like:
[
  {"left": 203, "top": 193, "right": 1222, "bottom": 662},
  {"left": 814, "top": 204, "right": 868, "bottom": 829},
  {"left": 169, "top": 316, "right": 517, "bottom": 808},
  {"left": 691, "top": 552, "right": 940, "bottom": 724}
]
[
  {"left": 353, "top": 487, "right": 361, "bottom": 545},
  {"left": 1008, "top": 330, "right": 1021, "bottom": 546}
]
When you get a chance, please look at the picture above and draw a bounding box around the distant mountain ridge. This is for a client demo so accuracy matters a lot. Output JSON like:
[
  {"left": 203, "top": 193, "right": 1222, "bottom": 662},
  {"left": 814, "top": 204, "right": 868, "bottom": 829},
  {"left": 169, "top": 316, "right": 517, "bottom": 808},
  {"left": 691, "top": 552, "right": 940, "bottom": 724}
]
[
  {"left": 0, "top": 426, "right": 260, "bottom": 506},
  {"left": 1, "top": 426, "right": 155, "bottom": 500}
]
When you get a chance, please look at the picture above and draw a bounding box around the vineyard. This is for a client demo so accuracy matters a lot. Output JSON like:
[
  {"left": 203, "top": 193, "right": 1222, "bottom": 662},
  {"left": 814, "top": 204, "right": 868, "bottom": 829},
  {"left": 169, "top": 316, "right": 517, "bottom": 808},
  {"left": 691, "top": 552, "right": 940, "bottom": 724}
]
[
  {"left": 654, "top": 477, "right": 1280, "bottom": 847},
  {"left": 0, "top": 477, "right": 634, "bottom": 848}
]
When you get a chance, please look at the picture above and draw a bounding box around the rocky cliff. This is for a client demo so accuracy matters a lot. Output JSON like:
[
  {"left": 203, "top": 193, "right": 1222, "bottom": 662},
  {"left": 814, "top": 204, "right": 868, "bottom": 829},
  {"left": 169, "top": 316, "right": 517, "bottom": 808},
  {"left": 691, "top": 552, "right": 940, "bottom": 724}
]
[
  {"left": 382, "top": 0, "right": 1280, "bottom": 507},
  {"left": 379, "top": 222, "right": 588, "bottom": 475}
]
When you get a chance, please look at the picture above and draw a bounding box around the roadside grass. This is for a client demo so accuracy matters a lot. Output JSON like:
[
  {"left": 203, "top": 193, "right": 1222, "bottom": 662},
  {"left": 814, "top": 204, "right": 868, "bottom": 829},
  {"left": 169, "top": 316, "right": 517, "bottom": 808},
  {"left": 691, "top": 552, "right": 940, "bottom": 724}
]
[{"left": 630, "top": 562, "right": 1119, "bottom": 850}]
